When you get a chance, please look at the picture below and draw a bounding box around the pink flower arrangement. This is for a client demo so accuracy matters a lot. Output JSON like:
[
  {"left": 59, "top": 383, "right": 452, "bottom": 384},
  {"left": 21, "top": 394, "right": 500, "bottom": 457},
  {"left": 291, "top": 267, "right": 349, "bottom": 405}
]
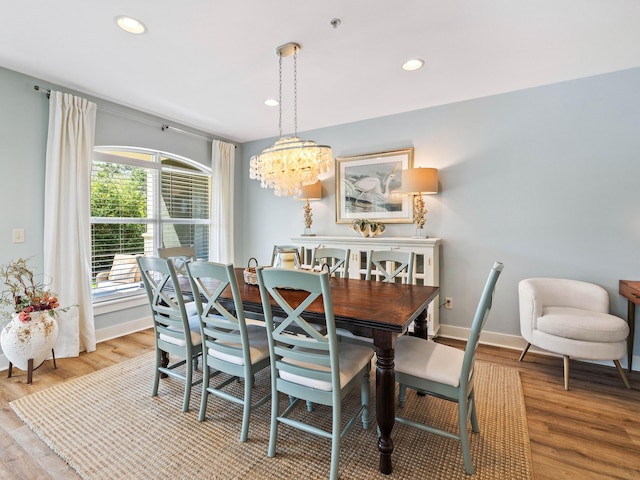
[{"left": 1, "top": 258, "right": 67, "bottom": 323}]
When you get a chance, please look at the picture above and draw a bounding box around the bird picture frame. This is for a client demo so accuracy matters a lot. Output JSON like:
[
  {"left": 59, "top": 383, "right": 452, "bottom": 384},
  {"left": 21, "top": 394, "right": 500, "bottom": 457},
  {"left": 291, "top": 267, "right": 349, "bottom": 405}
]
[{"left": 335, "top": 147, "right": 414, "bottom": 224}]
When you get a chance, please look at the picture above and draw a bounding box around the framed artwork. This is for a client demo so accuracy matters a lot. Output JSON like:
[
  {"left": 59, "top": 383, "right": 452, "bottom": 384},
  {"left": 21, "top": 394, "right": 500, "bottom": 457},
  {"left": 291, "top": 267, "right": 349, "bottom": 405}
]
[{"left": 335, "top": 148, "right": 414, "bottom": 224}]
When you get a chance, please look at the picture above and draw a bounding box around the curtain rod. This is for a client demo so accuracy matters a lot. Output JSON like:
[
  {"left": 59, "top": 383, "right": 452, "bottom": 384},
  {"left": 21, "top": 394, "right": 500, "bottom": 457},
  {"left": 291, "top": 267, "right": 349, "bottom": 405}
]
[{"left": 34, "top": 85, "right": 236, "bottom": 147}]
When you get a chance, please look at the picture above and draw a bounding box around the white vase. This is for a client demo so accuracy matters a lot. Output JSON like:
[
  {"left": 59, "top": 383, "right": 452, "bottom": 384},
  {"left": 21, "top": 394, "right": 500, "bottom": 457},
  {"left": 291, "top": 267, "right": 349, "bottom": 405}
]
[{"left": 1, "top": 311, "right": 59, "bottom": 371}]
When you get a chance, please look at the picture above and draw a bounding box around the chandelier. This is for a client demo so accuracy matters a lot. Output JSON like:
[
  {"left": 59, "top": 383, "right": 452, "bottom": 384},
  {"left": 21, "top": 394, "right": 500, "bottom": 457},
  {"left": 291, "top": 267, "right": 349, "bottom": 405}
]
[{"left": 250, "top": 42, "right": 332, "bottom": 197}]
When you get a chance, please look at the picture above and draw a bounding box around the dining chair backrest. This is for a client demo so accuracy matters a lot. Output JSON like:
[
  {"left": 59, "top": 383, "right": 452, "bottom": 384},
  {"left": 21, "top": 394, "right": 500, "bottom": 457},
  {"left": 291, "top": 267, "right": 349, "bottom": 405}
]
[
  {"left": 366, "top": 250, "right": 415, "bottom": 284},
  {"left": 255, "top": 266, "right": 374, "bottom": 480},
  {"left": 461, "top": 261, "right": 503, "bottom": 387},
  {"left": 137, "top": 255, "right": 202, "bottom": 412},
  {"left": 310, "top": 247, "right": 350, "bottom": 278},
  {"left": 138, "top": 256, "right": 193, "bottom": 348},
  {"left": 186, "top": 260, "right": 272, "bottom": 441},
  {"left": 257, "top": 267, "right": 340, "bottom": 399},
  {"left": 393, "top": 261, "right": 503, "bottom": 475},
  {"left": 158, "top": 246, "right": 197, "bottom": 276},
  {"left": 186, "top": 260, "right": 252, "bottom": 367}
]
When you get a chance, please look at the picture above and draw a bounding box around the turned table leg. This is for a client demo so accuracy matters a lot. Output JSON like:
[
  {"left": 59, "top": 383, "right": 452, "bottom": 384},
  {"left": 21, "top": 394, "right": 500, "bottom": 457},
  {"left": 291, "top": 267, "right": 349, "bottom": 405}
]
[
  {"left": 374, "top": 330, "right": 397, "bottom": 475},
  {"left": 413, "top": 308, "right": 429, "bottom": 340}
]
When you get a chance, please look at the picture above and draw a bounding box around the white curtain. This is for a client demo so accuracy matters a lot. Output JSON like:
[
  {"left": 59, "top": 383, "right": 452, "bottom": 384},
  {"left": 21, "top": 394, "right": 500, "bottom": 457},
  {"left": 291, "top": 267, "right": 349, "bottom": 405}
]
[
  {"left": 43, "top": 91, "right": 97, "bottom": 358},
  {"left": 209, "top": 139, "right": 235, "bottom": 263}
]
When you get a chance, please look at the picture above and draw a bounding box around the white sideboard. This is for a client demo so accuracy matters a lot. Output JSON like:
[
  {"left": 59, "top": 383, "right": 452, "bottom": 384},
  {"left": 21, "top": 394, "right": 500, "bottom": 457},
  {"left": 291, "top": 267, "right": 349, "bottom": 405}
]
[{"left": 291, "top": 235, "right": 442, "bottom": 337}]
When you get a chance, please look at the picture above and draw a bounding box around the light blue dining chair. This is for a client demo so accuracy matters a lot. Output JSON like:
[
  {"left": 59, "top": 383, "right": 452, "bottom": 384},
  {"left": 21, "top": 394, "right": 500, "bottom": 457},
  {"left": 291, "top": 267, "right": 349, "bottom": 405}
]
[
  {"left": 137, "top": 256, "right": 203, "bottom": 412},
  {"left": 256, "top": 267, "right": 374, "bottom": 480},
  {"left": 310, "top": 247, "right": 351, "bottom": 278},
  {"left": 158, "top": 246, "right": 197, "bottom": 276},
  {"left": 394, "top": 261, "right": 503, "bottom": 475},
  {"left": 365, "top": 249, "right": 415, "bottom": 284},
  {"left": 186, "top": 260, "right": 271, "bottom": 442}
]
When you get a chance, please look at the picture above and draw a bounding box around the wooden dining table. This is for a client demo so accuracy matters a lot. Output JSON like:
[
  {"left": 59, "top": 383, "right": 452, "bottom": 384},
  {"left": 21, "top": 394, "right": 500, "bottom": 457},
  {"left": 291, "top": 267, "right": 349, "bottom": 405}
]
[{"left": 181, "top": 268, "right": 439, "bottom": 475}]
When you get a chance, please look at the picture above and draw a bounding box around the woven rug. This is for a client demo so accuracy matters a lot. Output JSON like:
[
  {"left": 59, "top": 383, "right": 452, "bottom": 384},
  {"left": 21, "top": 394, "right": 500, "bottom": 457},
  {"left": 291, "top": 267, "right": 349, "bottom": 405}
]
[{"left": 11, "top": 352, "right": 533, "bottom": 479}]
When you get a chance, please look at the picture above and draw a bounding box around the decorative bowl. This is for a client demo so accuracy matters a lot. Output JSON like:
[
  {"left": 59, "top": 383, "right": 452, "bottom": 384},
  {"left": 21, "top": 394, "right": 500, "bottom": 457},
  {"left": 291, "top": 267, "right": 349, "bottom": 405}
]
[{"left": 350, "top": 219, "right": 386, "bottom": 238}]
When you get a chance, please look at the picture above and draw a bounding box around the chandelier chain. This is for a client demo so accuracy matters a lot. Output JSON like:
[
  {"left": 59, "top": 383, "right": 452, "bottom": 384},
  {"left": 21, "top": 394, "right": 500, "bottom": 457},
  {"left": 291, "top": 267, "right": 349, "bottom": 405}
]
[
  {"left": 293, "top": 49, "right": 298, "bottom": 137},
  {"left": 278, "top": 54, "right": 283, "bottom": 138}
]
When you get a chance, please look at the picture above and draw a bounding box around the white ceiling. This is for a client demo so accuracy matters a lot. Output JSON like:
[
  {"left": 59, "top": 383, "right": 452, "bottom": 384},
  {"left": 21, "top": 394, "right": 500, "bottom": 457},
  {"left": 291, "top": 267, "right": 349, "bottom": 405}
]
[{"left": 2, "top": 1, "right": 640, "bottom": 143}]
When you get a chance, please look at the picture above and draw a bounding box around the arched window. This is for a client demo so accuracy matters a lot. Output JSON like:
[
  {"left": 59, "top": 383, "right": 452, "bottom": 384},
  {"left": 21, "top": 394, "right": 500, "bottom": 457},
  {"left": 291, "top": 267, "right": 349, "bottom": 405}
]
[{"left": 90, "top": 147, "right": 211, "bottom": 301}]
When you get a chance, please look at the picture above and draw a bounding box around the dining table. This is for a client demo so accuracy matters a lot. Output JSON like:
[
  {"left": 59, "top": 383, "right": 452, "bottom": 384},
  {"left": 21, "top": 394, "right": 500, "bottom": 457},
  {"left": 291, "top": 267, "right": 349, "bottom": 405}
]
[{"left": 180, "top": 267, "right": 439, "bottom": 475}]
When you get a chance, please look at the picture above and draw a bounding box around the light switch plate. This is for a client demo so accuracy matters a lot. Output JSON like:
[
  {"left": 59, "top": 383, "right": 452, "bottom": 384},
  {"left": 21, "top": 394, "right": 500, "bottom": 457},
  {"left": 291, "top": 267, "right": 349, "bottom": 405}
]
[{"left": 12, "top": 228, "right": 25, "bottom": 243}]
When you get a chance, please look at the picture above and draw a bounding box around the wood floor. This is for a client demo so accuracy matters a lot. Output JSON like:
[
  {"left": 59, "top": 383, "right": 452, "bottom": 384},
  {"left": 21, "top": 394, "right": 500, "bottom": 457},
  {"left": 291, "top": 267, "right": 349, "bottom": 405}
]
[{"left": 0, "top": 330, "right": 638, "bottom": 479}]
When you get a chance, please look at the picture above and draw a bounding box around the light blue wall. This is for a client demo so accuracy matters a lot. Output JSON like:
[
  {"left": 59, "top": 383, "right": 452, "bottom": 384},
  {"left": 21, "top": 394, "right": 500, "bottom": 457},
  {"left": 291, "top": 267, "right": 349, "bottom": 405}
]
[{"left": 240, "top": 67, "right": 640, "bottom": 359}]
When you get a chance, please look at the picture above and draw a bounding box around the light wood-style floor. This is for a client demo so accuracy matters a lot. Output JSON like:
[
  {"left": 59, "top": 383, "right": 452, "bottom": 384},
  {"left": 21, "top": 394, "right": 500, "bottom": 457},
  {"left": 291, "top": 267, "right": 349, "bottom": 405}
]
[{"left": 0, "top": 330, "right": 638, "bottom": 479}]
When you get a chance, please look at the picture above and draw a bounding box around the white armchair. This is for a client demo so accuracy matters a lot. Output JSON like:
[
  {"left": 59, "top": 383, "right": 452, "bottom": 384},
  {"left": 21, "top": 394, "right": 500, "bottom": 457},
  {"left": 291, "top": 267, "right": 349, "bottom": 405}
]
[{"left": 518, "top": 278, "right": 630, "bottom": 390}]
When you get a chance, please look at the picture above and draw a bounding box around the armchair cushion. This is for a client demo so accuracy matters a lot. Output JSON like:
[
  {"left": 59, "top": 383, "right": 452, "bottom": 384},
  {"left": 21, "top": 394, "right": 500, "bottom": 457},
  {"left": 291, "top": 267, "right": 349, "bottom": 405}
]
[{"left": 538, "top": 307, "right": 629, "bottom": 343}]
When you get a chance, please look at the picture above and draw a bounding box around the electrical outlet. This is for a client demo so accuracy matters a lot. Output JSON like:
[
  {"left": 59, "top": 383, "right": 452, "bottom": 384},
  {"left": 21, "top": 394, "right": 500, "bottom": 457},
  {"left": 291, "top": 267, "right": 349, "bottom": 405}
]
[{"left": 445, "top": 297, "right": 453, "bottom": 310}]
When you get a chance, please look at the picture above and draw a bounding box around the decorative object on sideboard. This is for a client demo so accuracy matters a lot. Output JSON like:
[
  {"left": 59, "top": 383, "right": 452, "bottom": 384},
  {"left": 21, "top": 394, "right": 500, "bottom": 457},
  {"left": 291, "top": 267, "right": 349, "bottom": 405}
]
[
  {"left": 295, "top": 180, "right": 322, "bottom": 236},
  {"left": 402, "top": 167, "right": 439, "bottom": 238},
  {"left": 350, "top": 219, "right": 386, "bottom": 238},
  {"left": 0, "top": 258, "right": 73, "bottom": 383},
  {"left": 335, "top": 148, "right": 414, "bottom": 224},
  {"left": 249, "top": 42, "right": 332, "bottom": 197}
]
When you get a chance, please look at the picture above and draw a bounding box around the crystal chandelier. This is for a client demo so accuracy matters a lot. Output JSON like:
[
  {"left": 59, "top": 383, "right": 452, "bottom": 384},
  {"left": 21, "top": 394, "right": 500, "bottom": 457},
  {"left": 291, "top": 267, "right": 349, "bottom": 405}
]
[{"left": 250, "top": 42, "right": 332, "bottom": 197}]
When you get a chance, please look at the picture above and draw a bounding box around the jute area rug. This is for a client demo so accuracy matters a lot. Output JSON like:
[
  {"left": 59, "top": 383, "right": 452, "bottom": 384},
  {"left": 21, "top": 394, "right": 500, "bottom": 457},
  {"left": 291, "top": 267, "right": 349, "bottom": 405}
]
[{"left": 11, "top": 352, "right": 533, "bottom": 479}]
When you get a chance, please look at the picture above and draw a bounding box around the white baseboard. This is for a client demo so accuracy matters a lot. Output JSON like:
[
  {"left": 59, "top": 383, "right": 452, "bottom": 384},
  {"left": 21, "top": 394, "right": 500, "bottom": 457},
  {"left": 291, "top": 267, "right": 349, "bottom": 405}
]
[
  {"left": 94, "top": 316, "right": 153, "bottom": 343},
  {"left": 437, "top": 324, "right": 640, "bottom": 372}
]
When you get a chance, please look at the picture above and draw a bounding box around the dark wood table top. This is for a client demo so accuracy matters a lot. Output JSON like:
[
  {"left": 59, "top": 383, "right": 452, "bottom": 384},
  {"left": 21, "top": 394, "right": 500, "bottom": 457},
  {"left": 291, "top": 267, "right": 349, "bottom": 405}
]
[{"left": 229, "top": 268, "right": 439, "bottom": 334}]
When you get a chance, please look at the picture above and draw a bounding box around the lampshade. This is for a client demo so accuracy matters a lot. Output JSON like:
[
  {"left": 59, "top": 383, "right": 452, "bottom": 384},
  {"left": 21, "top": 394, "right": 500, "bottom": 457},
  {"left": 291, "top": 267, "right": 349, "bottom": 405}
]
[
  {"left": 402, "top": 167, "right": 439, "bottom": 194},
  {"left": 249, "top": 42, "right": 332, "bottom": 197},
  {"left": 296, "top": 180, "right": 322, "bottom": 201}
]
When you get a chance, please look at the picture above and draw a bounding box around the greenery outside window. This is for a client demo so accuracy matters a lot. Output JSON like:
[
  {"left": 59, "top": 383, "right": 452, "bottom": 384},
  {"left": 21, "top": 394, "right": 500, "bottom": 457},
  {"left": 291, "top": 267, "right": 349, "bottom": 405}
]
[{"left": 91, "top": 147, "right": 211, "bottom": 302}]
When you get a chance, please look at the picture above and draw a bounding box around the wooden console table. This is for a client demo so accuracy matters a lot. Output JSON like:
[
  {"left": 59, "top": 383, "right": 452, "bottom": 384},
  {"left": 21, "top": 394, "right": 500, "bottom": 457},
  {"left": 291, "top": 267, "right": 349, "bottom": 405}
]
[{"left": 618, "top": 280, "right": 639, "bottom": 371}]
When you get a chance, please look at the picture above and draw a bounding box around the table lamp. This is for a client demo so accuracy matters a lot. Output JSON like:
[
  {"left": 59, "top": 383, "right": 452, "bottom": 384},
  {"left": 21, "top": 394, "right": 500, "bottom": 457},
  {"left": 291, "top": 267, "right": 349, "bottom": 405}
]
[
  {"left": 401, "top": 167, "right": 438, "bottom": 238},
  {"left": 296, "top": 181, "right": 322, "bottom": 236}
]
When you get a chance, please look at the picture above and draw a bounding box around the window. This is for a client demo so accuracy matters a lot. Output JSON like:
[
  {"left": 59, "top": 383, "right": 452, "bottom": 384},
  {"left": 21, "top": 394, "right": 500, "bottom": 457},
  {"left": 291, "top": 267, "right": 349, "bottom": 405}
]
[{"left": 91, "top": 147, "right": 211, "bottom": 302}]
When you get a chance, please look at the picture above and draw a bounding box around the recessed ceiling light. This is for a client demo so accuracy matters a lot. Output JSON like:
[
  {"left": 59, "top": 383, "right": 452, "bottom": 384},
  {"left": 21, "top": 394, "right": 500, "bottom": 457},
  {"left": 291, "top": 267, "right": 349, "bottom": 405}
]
[
  {"left": 402, "top": 58, "right": 424, "bottom": 71},
  {"left": 264, "top": 98, "right": 279, "bottom": 107},
  {"left": 115, "top": 15, "right": 147, "bottom": 34}
]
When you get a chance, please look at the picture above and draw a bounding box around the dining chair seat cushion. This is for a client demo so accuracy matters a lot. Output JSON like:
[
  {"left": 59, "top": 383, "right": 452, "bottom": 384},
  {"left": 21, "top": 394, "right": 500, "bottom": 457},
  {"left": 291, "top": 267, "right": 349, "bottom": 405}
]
[
  {"left": 208, "top": 325, "right": 270, "bottom": 366},
  {"left": 537, "top": 307, "right": 629, "bottom": 343},
  {"left": 160, "top": 328, "right": 202, "bottom": 347},
  {"left": 395, "top": 335, "right": 465, "bottom": 388},
  {"left": 280, "top": 343, "right": 374, "bottom": 391}
]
